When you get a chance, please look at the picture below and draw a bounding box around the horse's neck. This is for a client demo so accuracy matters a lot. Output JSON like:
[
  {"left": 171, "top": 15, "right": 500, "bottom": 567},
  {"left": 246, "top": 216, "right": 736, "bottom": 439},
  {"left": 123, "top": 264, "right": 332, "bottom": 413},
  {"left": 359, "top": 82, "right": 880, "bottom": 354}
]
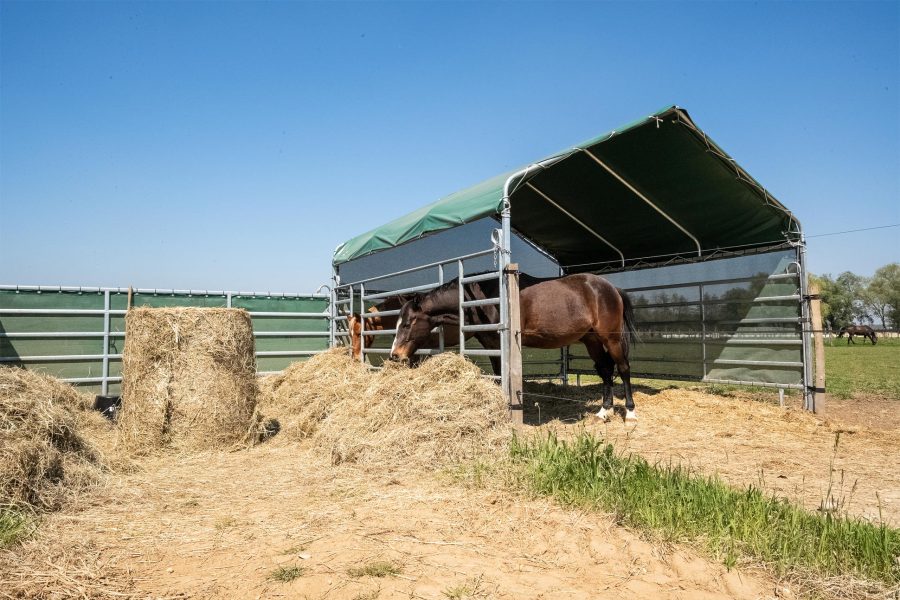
[{"left": 422, "top": 284, "right": 459, "bottom": 315}]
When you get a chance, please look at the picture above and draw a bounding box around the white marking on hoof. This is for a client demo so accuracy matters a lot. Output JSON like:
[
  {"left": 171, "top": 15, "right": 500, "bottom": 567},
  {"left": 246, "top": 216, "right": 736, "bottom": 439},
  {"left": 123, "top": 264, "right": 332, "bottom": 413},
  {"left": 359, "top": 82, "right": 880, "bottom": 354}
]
[
  {"left": 596, "top": 407, "right": 612, "bottom": 421},
  {"left": 625, "top": 409, "right": 637, "bottom": 421}
]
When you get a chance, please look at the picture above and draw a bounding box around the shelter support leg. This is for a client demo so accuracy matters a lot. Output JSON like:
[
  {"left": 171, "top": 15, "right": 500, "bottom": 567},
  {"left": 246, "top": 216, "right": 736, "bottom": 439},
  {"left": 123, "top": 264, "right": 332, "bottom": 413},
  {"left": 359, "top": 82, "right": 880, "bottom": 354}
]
[
  {"left": 809, "top": 281, "right": 826, "bottom": 414},
  {"left": 506, "top": 263, "right": 523, "bottom": 426}
]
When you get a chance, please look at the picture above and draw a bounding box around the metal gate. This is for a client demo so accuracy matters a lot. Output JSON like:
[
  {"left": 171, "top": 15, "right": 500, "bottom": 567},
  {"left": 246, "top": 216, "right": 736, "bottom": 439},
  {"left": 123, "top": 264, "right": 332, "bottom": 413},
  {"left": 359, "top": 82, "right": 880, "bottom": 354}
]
[{"left": 333, "top": 244, "right": 509, "bottom": 386}]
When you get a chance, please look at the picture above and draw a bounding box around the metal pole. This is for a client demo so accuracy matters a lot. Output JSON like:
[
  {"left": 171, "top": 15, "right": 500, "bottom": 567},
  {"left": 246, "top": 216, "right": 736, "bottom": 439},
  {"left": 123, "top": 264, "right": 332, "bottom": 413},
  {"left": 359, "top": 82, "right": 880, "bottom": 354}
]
[
  {"left": 101, "top": 290, "right": 110, "bottom": 395},
  {"left": 359, "top": 283, "right": 366, "bottom": 365},
  {"left": 438, "top": 263, "right": 445, "bottom": 352},
  {"left": 458, "top": 259, "right": 465, "bottom": 356},
  {"left": 226, "top": 292, "right": 232, "bottom": 308},
  {"left": 559, "top": 264, "right": 568, "bottom": 385},
  {"left": 797, "top": 239, "right": 815, "bottom": 411},
  {"left": 699, "top": 283, "right": 707, "bottom": 380},
  {"left": 330, "top": 266, "right": 339, "bottom": 348},
  {"left": 499, "top": 204, "right": 511, "bottom": 403}
]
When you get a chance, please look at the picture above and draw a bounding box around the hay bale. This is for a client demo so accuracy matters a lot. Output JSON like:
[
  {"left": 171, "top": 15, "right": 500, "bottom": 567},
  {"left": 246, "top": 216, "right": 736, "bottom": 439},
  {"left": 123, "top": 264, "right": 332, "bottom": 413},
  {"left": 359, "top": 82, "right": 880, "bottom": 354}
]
[
  {"left": 0, "top": 367, "right": 107, "bottom": 510},
  {"left": 259, "top": 349, "right": 510, "bottom": 469},
  {"left": 119, "top": 307, "right": 259, "bottom": 452}
]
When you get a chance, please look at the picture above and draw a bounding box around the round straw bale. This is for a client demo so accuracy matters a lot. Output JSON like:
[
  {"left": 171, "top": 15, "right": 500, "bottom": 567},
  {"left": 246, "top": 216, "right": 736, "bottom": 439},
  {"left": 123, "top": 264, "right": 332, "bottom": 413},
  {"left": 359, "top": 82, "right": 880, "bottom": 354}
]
[
  {"left": 119, "top": 307, "right": 258, "bottom": 452},
  {"left": 0, "top": 367, "right": 107, "bottom": 510},
  {"left": 258, "top": 349, "right": 510, "bottom": 469}
]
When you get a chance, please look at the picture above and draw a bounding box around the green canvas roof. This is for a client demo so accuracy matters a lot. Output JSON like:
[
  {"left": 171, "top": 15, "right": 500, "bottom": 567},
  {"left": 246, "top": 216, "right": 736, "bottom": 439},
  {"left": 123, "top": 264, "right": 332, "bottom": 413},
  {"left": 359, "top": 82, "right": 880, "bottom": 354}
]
[{"left": 333, "top": 106, "right": 801, "bottom": 270}]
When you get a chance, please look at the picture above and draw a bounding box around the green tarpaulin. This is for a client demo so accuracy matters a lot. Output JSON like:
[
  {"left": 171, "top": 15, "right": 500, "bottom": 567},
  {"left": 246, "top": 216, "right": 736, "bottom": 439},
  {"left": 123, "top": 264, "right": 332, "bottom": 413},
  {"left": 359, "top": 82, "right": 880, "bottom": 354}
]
[{"left": 333, "top": 106, "right": 801, "bottom": 270}]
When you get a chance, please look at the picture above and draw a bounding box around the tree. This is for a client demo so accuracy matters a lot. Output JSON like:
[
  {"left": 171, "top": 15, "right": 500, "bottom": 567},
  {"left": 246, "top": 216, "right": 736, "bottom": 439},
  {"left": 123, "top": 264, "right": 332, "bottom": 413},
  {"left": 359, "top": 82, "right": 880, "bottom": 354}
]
[
  {"left": 813, "top": 271, "right": 870, "bottom": 331},
  {"left": 867, "top": 263, "right": 900, "bottom": 329},
  {"left": 835, "top": 271, "right": 871, "bottom": 324}
]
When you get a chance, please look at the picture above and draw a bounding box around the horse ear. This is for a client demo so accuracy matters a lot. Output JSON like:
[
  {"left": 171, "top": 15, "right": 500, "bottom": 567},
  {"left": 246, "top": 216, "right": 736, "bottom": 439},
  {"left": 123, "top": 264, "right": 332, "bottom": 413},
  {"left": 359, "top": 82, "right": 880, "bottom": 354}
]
[{"left": 410, "top": 293, "right": 423, "bottom": 310}]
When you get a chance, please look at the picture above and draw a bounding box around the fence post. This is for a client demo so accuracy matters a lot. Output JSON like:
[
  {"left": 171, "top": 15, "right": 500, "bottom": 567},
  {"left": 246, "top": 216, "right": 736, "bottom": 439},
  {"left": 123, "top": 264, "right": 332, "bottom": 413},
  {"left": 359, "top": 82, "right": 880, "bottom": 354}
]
[
  {"left": 809, "top": 281, "right": 826, "bottom": 414},
  {"left": 101, "top": 290, "right": 110, "bottom": 395},
  {"left": 506, "top": 263, "right": 523, "bottom": 425}
]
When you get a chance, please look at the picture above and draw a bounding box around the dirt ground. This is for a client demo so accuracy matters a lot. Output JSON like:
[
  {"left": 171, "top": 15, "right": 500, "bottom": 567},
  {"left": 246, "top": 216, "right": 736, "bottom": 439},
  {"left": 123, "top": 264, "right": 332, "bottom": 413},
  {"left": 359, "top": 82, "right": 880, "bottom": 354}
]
[
  {"left": 3, "top": 384, "right": 898, "bottom": 599},
  {"left": 523, "top": 383, "right": 900, "bottom": 526},
  {"left": 1, "top": 444, "right": 779, "bottom": 600}
]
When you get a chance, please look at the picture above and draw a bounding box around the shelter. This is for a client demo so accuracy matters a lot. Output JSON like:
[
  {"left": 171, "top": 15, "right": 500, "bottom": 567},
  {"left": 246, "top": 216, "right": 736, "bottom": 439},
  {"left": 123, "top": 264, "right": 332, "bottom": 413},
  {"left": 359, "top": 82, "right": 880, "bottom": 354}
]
[{"left": 331, "top": 106, "right": 815, "bottom": 416}]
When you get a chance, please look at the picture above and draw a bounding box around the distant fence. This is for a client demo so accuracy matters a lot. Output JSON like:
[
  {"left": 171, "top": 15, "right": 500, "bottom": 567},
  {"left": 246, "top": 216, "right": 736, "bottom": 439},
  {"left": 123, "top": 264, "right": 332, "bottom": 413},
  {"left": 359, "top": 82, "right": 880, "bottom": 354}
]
[{"left": 0, "top": 286, "right": 331, "bottom": 394}]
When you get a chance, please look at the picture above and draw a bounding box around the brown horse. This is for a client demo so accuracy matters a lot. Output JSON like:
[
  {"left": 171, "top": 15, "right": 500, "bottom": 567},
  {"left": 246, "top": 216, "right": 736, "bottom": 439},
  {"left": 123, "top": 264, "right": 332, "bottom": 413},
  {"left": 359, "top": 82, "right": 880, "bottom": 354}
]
[
  {"left": 837, "top": 325, "right": 877, "bottom": 345},
  {"left": 348, "top": 295, "right": 459, "bottom": 361},
  {"left": 390, "top": 273, "right": 638, "bottom": 421}
]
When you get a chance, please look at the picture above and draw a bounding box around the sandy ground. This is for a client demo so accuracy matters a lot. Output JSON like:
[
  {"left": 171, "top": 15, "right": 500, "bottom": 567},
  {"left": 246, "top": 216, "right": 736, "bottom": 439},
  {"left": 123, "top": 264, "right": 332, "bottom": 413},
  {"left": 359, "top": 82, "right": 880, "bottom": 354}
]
[
  {"left": 1, "top": 443, "right": 778, "bottom": 600},
  {"left": 523, "top": 384, "right": 900, "bottom": 526},
  {"left": 3, "top": 384, "right": 898, "bottom": 599}
]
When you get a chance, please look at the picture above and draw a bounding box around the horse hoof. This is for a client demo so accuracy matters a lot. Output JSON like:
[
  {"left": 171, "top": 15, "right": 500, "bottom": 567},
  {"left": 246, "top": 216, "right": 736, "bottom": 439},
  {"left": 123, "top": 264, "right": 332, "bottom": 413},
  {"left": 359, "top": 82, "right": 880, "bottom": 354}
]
[
  {"left": 625, "top": 409, "right": 637, "bottom": 421},
  {"left": 596, "top": 407, "right": 612, "bottom": 421}
]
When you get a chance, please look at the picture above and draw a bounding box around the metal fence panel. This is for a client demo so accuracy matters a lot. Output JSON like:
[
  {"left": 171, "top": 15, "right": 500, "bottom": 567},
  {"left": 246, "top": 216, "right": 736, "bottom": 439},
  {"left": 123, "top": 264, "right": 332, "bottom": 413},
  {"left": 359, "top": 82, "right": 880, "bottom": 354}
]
[{"left": 0, "top": 287, "right": 330, "bottom": 393}]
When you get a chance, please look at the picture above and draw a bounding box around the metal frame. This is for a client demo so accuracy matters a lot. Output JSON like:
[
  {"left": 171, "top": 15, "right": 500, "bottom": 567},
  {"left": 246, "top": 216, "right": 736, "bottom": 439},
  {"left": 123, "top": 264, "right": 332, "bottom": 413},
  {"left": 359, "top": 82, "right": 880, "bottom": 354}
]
[
  {"left": 332, "top": 243, "right": 508, "bottom": 388},
  {"left": 0, "top": 285, "right": 331, "bottom": 391},
  {"left": 583, "top": 148, "right": 703, "bottom": 256},
  {"left": 525, "top": 181, "right": 625, "bottom": 267}
]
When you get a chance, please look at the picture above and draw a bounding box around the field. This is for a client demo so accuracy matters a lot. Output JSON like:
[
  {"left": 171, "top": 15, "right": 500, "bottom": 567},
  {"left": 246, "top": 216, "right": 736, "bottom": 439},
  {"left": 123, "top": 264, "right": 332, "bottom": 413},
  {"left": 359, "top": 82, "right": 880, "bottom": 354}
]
[
  {"left": 824, "top": 336, "right": 900, "bottom": 401},
  {"left": 1, "top": 342, "right": 898, "bottom": 599}
]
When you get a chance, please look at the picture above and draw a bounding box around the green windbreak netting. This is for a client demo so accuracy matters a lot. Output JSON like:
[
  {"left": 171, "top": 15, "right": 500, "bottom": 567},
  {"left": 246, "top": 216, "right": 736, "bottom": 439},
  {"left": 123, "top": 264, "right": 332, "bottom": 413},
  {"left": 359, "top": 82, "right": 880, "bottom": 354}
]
[
  {"left": 569, "top": 250, "right": 805, "bottom": 388},
  {"left": 0, "top": 289, "right": 330, "bottom": 393},
  {"left": 334, "top": 105, "right": 800, "bottom": 268}
]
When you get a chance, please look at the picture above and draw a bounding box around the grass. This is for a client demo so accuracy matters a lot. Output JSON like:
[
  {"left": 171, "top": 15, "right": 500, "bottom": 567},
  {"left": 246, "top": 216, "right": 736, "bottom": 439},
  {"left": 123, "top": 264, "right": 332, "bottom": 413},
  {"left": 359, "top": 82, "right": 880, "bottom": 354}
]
[
  {"left": 509, "top": 431, "right": 900, "bottom": 587},
  {"left": 824, "top": 336, "right": 900, "bottom": 400},
  {"left": 269, "top": 564, "right": 305, "bottom": 582},
  {"left": 0, "top": 506, "right": 33, "bottom": 548},
  {"left": 442, "top": 575, "right": 485, "bottom": 599},
  {"left": 346, "top": 560, "right": 402, "bottom": 578}
]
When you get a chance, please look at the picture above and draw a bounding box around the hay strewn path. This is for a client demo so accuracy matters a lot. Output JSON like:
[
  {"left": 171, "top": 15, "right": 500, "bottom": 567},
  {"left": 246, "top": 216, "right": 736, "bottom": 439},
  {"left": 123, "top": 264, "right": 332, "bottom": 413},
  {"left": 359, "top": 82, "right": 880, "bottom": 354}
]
[
  {"left": 1, "top": 445, "right": 775, "bottom": 600},
  {"left": 3, "top": 352, "right": 897, "bottom": 598}
]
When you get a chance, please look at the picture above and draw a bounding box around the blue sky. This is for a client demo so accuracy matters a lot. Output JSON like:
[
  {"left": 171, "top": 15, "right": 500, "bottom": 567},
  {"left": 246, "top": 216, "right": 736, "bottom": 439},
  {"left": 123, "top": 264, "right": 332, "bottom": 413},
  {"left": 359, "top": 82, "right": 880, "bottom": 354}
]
[{"left": 1, "top": 1, "right": 897, "bottom": 292}]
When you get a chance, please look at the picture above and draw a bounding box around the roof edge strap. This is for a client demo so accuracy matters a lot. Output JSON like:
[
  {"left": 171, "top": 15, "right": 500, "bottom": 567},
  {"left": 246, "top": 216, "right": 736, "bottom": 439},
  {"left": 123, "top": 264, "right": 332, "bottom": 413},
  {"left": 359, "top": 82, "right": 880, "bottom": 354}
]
[
  {"left": 583, "top": 149, "right": 703, "bottom": 257},
  {"left": 525, "top": 181, "right": 626, "bottom": 267}
]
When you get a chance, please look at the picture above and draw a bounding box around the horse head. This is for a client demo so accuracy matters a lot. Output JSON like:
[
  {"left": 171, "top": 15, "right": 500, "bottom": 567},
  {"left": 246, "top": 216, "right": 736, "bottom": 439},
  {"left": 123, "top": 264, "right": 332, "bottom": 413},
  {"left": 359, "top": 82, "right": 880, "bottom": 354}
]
[
  {"left": 347, "top": 313, "right": 362, "bottom": 358},
  {"left": 390, "top": 294, "right": 458, "bottom": 361},
  {"left": 837, "top": 326, "right": 848, "bottom": 337}
]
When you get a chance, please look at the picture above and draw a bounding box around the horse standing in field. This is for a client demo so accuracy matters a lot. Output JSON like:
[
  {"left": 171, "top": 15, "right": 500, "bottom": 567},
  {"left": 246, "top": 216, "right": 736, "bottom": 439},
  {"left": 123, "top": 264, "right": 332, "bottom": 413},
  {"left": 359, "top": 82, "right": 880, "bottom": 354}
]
[
  {"left": 837, "top": 325, "right": 877, "bottom": 345},
  {"left": 389, "top": 273, "right": 638, "bottom": 421}
]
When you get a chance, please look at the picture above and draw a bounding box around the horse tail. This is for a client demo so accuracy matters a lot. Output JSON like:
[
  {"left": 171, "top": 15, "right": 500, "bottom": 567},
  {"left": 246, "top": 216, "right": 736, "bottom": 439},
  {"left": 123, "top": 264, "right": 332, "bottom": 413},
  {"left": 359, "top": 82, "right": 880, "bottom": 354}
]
[{"left": 618, "top": 288, "right": 638, "bottom": 358}]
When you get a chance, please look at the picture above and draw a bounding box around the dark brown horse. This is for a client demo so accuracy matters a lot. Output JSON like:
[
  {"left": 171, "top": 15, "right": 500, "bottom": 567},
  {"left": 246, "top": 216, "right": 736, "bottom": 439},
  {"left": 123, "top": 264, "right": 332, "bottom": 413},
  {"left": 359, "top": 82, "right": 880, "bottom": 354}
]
[
  {"left": 837, "top": 325, "right": 877, "bottom": 345},
  {"left": 348, "top": 295, "right": 459, "bottom": 361},
  {"left": 390, "top": 273, "right": 638, "bottom": 421}
]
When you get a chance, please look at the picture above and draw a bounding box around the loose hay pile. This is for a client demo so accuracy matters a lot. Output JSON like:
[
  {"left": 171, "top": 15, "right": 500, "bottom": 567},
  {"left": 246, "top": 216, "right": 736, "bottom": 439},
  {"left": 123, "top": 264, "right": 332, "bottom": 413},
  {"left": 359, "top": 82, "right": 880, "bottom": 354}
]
[
  {"left": 259, "top": 349, "right": 510, "bottom": 468},
  {"left": 0, "top": 367, "right": 108, "bottom": 510},
  {"left": 119, "top": 307, "right": 259, "bottom": 452}
]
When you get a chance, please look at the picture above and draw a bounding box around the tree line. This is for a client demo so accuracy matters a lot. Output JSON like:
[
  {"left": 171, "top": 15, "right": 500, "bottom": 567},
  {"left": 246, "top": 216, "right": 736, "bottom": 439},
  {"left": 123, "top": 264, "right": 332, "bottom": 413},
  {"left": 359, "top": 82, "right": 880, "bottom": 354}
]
[{"left": 811, "top": 263, "right": 900, "bottom": 331}]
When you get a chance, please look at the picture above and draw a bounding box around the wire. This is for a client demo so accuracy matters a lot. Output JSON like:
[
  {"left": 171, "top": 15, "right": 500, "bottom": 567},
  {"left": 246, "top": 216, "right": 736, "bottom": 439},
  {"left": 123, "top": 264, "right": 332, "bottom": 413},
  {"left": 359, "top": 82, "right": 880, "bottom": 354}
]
[{"left": 806, "top": 223, "right": 899, "bottom": 238}]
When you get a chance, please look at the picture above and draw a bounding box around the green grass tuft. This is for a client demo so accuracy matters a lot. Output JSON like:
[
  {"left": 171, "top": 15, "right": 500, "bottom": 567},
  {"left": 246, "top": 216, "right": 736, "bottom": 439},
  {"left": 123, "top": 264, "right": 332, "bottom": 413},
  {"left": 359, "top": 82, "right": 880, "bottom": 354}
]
[
  {"left": 0, "top": 506, "right": 33, "bottom": 548},
  {"left": 347, "top": 560, "right": 402, "bottom": 578},
  {"left": 269, "top": 564, "right": 305, "bottom": 582},
  {"left": 510, "top": 432, "right": 900, "bottom": 585}
]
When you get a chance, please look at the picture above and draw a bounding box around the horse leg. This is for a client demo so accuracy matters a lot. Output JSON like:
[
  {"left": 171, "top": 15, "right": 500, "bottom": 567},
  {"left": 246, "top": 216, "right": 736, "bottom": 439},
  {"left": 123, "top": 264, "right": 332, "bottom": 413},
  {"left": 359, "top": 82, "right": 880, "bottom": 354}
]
[
  {"left": 606, "top": 338, "right": 636, "bottom": 421},
  {"left": 582, "top": 336, "right": 615, "bottom": 421}
]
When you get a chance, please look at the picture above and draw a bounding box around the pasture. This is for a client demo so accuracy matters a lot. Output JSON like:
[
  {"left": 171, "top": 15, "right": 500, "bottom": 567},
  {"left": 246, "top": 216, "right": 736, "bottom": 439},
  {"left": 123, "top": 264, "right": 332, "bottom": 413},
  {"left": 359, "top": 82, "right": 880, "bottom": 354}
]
[
  {"left": 824, "top": 336, "right": 900, "bottom": 401},
  {"left": 2, "top": 343, "right": 899, "bottom": 599}
]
